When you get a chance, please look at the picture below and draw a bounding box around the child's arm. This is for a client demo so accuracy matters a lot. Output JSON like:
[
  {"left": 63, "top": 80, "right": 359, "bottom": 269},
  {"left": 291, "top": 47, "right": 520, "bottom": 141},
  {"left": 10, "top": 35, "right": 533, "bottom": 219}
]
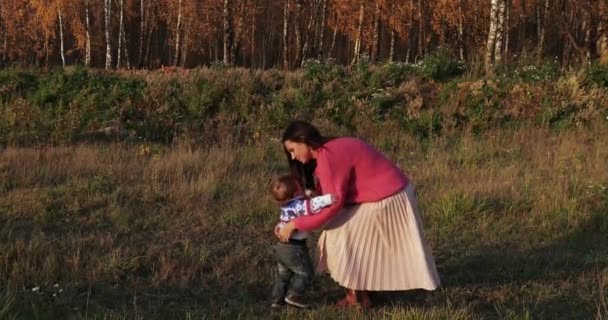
[{"left": 306, "top": 194, "right": 338, "bottom": 214}]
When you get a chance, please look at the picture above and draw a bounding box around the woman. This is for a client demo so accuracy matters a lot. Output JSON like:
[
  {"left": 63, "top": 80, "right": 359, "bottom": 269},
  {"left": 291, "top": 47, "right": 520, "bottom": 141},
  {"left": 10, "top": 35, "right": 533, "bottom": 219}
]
[{"left": 277, "top": 120, "right": 440, "bottom": 307}]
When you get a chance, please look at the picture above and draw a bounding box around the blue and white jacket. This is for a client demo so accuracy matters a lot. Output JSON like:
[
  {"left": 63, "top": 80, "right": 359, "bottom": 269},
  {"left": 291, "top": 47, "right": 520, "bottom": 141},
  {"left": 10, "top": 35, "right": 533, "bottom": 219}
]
[{"left": 277, "top": 194, "right": 335, "bottom": 240}]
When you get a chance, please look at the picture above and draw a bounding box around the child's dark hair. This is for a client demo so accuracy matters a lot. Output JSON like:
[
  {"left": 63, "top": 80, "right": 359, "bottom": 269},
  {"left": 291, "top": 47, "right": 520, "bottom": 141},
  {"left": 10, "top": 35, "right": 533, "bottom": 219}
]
[{"left": 271, "top": 174, "right": 299, "bottom": 202}]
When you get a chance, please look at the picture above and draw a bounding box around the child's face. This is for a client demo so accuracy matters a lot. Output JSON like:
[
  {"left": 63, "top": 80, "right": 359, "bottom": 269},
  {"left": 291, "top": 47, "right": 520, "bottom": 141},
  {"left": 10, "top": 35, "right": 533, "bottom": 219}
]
[{"left": 275, "top": 184, "right": 289, "bottom": 202}]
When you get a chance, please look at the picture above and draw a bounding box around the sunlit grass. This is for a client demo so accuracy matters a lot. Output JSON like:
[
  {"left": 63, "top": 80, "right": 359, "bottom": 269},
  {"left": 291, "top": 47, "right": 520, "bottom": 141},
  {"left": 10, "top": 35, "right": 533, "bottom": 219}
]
[{"left": 0, "top": 122, "right": 607, "bottom": 318}]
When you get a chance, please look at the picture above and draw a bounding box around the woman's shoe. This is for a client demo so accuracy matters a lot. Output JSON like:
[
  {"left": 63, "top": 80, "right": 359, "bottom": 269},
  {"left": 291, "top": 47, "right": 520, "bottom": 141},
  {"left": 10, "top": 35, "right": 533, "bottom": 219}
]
[
  {"left": 335, "top": 296, "right": 360, "bottom": 308},
  {"left": 358, "top": 291, "right": 372, "bottom": 308},
  {"left": 335, "top": 290, "right": 372, "bottom": 308},
  {"left": 335, "top": 289, "right": 359, "bottom": 308}
]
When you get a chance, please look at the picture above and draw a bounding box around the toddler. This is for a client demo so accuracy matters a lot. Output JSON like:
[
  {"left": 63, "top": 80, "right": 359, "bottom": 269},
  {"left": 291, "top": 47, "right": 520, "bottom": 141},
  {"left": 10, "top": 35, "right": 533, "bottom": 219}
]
[{"left": 270, "top": 174, "right": 336, "bottom": 309}]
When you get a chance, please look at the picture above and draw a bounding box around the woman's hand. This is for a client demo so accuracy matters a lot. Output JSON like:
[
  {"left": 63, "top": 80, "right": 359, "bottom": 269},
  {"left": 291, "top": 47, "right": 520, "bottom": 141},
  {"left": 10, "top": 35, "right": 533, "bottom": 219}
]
[{"left": 277, "top": 221, "right": 296, "bottom": 242}]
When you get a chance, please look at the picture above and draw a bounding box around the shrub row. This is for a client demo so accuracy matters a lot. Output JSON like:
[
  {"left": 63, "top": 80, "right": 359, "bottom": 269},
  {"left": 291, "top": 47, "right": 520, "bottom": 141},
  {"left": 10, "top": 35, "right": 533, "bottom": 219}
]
[{"left": 0, "top": 54, "right": 606, "bottom": 146}]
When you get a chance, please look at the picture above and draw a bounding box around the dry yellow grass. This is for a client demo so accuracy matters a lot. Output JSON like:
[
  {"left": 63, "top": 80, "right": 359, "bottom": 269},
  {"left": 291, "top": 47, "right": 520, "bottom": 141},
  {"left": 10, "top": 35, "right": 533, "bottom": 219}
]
[{"left": 0, "top": 122, "right": 607, "bottom": 318}]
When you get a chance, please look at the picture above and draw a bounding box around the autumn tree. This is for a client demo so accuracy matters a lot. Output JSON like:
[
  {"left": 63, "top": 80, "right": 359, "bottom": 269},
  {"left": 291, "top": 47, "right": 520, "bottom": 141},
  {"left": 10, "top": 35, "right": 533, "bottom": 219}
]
[{"left": 0, "top": 0, "right": 603, "bottom": 69}]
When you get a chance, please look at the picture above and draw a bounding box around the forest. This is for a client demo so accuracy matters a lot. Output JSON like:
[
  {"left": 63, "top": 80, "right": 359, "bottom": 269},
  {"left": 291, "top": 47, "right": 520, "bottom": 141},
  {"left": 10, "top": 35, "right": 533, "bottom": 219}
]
[{"left": 0, "top": 0, "right": 606, "bottom": 71}]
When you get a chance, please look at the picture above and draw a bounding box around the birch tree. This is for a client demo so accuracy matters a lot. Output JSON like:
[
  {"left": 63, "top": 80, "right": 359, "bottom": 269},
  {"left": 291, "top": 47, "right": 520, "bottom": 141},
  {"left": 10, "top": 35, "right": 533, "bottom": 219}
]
[
  {"left": 318, "top": 0, "right": 327, "bottom": 58},
  {"left": 503, "top": 0, "right": 510, "bottom": 58},
  {"left": 351, "top": 2, "right": 364, "bottom": 64},
  {"left": 0, "top": 0, "right": 602, "bottom": 69},
  {"left": 85, "top": 0, "right": 91, "bottom": 66},
  {"left": 370, "top": 0, "right": 381, "bottom": 62},
  {"left": 493, "top": 0, "right": 506, "bottom": 65},
  {"left": 139, "top": 0, "right": 145, "bottom": 66},
  {"left": 283, "top": 0, "right": 288, "bottom": 68},
  {"left": 300, "top": 0, "right": 315, "bottom": 64},
  {"left": 294, "top": 0, "right": 303, "bottom": 66},
  {"left": 173, "top": 0, "right": 182, "bottom": 65},
  {"left": 417, "top": 0, "right": 424, "bottom": 59},
  {"left": 223, "top": 0, "right": 233, "bottom": 65},
  {"left": 58, "top": 8, "right": 66, "bottom": 68},
  {"left": 599, "top": 0, "right": 608, "bottom": 64},
  {"left": 536, "top": 0, "right": 549, "bottom": 59},
  {"left": 104, "top": 0, "right": 112, "bottom": 69},
  {"left": 484, "top": 0, "right": 499, "bottom": 74},
  {"left": 458, "top": 0, "right": 465, "bottom": 60},
  {"left": 117, "top": 0, "right": 124, "bottom": 68}
]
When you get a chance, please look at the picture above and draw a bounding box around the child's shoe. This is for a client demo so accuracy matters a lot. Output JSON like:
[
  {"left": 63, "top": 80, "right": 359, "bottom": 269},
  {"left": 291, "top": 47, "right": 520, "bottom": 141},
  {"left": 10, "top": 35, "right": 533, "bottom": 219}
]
[
  {"left": 284, "top": 295, "right": 310, "bottom": 309},
  {"left": 271, "top": 297, "right": 286, "bottom": 309}
]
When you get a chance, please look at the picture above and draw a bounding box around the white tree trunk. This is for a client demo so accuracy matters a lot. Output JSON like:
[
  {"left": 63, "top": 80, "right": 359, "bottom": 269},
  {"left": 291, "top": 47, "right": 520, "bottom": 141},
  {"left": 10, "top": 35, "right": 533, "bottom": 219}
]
[
  {"left": 328, "top": 27, "right": 337, "bottom": 59},
  {"left": 389, "top": 29, "right": 395, "bottom": 62},
  {"left": 408, "top": 0, "right": 415, "bottom": 62},
  {"left": 251, "top": 9, "right": 255, "bottom": 67},
  {"left": 121, "top": 23, "right": 130, "bottom": 69},
  {"left": 301, "top": 2, "right": 315, "bottom": 65},
  {"left": 494, "top": 0, "right": 506, "bottom": 65},
  {"left": 2, "top": 30, "right": 7, "bottom": 65},
  {"left": 181, "top": 21, "right": 189, "bottom": 67},
  {"left": 519, "top": 0, "right": 526, "bottom": 55},
  {"left": 139, "top": 0, "right": 145, "bottom": 67},
  {"left": 371, "top": 0, "right": 381, "bottom": 62},
  {"left": 599, "top": 21, "right": 608, "bottom": 65},
  {"left": 318, "top": 0, "right": 326, "bottom": 58},
  {"left": 537, "top": 0, "right": 549, "bottom": 58},
  {"left": 417, "top": 0, "right": 424, "bottom": 58},
  {"left": 294, "top": 0, "right": 303, "bottom": 65},
  {"left": 283, "top": 0, "right": 289, "bottom": 69},
  {"left": 105, "top": 0, "right": 112, "bottom": 70},
  {"left": 599, "top": 0, "right": 608, "bottom": 63},
  {"left": 458, "top": 0, "right": 465, "bottom": 61},
  {"left": 174, "top": 0, "right": 182, "bottom": 66},
  {"left": 504, "top": 0, "right": 510, "bottom": 59},
  {"left": 583, "top": 11, "right": 591, "bottom": 63},
  {"left": 117, "top": 0, "right": 124, "bottom": 68},
  {"left": 223, "top": 0, "right": 231, "bottom": 65},
  {"left": 232, "top": 12, "right": 242, "bottom": 65},
  {"left": 484, "top": 0, "right": 499, "bottom": 74},
  {"left": 352, "top": 3, "right": 365, "bottom": 65},
  {"left": 85, "top": 0, "right": 91, "bottom": 67},
  {"left": 58, "top": 9, "right": 66, "bottom": 68}
]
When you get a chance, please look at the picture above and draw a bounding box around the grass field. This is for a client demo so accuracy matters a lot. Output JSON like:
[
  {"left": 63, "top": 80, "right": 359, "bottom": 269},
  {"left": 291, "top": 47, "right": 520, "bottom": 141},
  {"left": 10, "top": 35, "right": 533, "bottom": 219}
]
[{"left": 1, "top": 119, "right": 607, "bottom": 319}]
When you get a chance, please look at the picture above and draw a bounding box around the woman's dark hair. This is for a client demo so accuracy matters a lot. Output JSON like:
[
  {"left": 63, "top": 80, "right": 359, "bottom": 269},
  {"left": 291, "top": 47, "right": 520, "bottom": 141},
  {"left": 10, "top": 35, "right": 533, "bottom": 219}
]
[{"left": 281, "top": 120, "right": 331, "bottom": 191}]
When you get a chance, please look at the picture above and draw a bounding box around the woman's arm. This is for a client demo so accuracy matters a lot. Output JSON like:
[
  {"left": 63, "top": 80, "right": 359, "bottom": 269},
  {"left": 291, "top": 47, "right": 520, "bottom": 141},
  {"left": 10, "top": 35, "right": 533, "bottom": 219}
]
[
  {"left": 306, "top": 194, "right": 337, "bottom": 214},
  {"left": 293, "top": 150, "right": 351, "bottom": 231}
]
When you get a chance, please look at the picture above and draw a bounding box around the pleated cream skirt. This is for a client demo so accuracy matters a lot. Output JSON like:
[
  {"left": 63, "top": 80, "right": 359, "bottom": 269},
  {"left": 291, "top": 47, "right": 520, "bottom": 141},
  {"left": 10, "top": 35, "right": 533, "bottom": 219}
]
[{"left": 315, "top": 183, "right": 441, "bottom": 291}]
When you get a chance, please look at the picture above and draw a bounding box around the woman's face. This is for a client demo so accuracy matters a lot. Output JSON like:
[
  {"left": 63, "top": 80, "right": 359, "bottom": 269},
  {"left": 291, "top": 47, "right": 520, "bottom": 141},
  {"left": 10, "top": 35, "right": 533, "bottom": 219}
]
[{"left": 284, "top": 140, "right": 314, "bottom": 164}]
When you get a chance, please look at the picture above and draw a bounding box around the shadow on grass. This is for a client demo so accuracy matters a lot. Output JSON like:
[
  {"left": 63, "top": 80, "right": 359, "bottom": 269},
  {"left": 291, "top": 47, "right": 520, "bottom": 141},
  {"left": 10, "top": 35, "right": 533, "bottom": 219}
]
[
  {"left": 3, "top": 213, "right": 605, "bottom": 319},
  {"left": 432, "top": 212, "right": 608, "bottom": 319},
  {"left": 316, "top": 211, "right": 608, "bottom": 319},
  {"left": 440, "top": 215, "right": 607, "bottom": 286}
]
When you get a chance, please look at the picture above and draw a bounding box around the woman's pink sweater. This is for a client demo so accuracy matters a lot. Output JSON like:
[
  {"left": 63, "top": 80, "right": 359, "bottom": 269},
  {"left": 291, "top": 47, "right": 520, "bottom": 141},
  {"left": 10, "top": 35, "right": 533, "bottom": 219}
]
[{"left": 293, "top": 137, "right": 409, "bottom": 231}]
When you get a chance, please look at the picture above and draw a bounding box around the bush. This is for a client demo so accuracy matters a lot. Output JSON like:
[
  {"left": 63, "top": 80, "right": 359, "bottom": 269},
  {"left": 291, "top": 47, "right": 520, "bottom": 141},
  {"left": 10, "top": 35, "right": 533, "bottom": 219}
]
[
  {"left": 0, "top": 70, "right": 38, "bottom": 103},
  {"left": 0, "top": 61, "right": 606, "bottom": 146},
  {"left": 369, "top": 62, "right": 417, "bottom": 88},
  {"left": 415, "top": 49, "right": 465, "bottom": 82},
  {"left": 302, "top": 58, "right": 343, "bottom": 84},
  {"left": 512, "top": 58, "right": 561, "bottom": 83},
  {"left": 586, "top": 63, "right": 608, "bottom": 87}
]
